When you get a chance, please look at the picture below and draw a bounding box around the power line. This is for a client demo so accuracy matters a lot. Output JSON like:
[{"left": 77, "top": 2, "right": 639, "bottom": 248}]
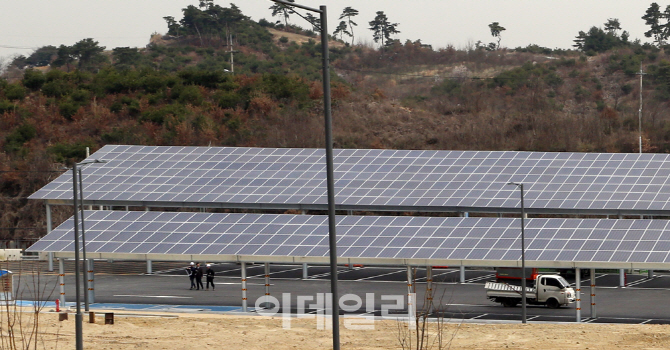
[
  {"left": 0, "top": 170, "right": 64, "bottom": 173},
  {"left": 0, "top": 44, "right": 36, "bottom": 50},
  {"left": 0, "top": 228, "right": 40, "bottom": 230},
  {"left": 337, "top": 66, "right": 652, "bottom": 81}
]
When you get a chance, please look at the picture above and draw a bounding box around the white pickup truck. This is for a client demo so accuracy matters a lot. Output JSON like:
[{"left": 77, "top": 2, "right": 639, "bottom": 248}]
[{"left": 485, "top": 274, "right": 575, "bottom": 309}]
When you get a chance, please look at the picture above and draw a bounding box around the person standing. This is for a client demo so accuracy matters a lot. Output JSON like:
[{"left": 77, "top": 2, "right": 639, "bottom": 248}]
[
  {"left": 187, "top": 262, "right": 196, "bottom": 290},
  {"left": 206, "top": 264, "right": 215, "bottom": 290},
  {"left": 195, "top": 262, "right": 205, "bottom": 290}
]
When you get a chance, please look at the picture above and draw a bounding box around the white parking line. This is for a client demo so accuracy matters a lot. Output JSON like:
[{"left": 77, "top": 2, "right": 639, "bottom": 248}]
[
  {"left": 444, "top": 303, "right": 491, "bottom": 308},
  {"left": 415, "top": 269, "right": 460, "bottom": 282},
  {"left": 114, "top": 295, "right": 193, "bottom": 299},
  {"left": 465, "top": 274, "right": 496, "bottom": 283},
  {"left": 626, "top": 277, "right": 655, "bottom": 287},
  {"left": 355, "top": 269, "right": 405, "bottom": 281},
  {"left": 248, "top": 267, "right": 303, "bottom": 278},
  {"left": 469, "top": 313, "right": 488, "bottom": 319}
]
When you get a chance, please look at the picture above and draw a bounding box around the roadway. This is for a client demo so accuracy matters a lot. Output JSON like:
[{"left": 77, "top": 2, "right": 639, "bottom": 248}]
[{"left": 15, "top": 263, "right": 670, "bottom": 324}]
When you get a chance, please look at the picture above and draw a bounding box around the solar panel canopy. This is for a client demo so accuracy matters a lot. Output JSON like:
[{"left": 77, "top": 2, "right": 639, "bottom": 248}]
[
  {"left": 29, "top": 145, "right": 670, "bottom": 215},
  {"left": 26, "top": 211, "right": 670, "bottom": 269}
]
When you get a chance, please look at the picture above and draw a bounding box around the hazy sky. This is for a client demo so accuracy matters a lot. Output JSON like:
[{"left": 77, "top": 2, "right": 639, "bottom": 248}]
[{"left": 0, "top": 1, "right": 659, "bottom": 62}]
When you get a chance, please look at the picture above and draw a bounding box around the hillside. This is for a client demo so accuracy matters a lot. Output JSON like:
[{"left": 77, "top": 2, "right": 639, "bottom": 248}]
[{"left": 2, "top": 3, "right": 670, "bottom": 243}]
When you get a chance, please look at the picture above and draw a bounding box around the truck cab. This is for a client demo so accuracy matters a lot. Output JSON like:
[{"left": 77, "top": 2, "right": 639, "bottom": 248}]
[{"left": 536, "top": 275, "right": 575, "bottom": 308}]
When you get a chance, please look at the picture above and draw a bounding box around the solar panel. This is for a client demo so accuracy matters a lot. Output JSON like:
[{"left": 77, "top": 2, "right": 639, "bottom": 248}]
[
  {"left": 29, "top": 145, "right": 670, "bottom": 214},
  {"left": 25, "top": 211, "right": 670, "bottom": 267}
]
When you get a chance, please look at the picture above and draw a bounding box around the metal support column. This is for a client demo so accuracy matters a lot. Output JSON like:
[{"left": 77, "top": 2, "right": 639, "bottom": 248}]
[
  {"left": 575, "top": 267, "right": 581, "bottom": 322},
  {"left": 590, "top": 268, "right": 596, "bottom": 319},
  {"left": 264, "top": 263, "right": 271, "bottom": 308},
  {"left": 619, "top": 268, "right": 625, "bottom": 287},
  {"left": 649, "top": 269, "right": 654, "bottom": 279},
  {"left": 58, "top": 259, "right": 65, "bottom": 306},
  {"left": 241, "top": 262, "right": 248, "bottom": 312},
  {"left": 426, "top": 266, "right": 433, "bottom": 313},
  {"left": 147, "top": 260, "right": 152, "bottom": 274},
  {"left": 302, "top": 263, "right": 308, "bottom": 279},
  {"left": 406, "top": 266, "right": 414, "bottom": 317},
  {"left": 87, "top": 259, "right": 95, "bottom": 304},
  {"left": 460, "top": 265, "right": 465, "bottom": 283},
  {"left": 46, "top": 204, "right": 54, "bottom": 272}
]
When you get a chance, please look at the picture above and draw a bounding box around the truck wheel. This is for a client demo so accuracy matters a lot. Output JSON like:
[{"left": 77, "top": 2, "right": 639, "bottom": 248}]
[
  {"left": 502, "top": 299, "right": 519, "bottom": 307},
  {"left": 546, "top": 298, "right": 560, "bottom": 309}
]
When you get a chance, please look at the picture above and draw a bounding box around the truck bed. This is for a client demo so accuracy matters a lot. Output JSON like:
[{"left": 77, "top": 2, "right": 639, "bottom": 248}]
[{"left": 485, "top": 282, "right": 536, "bottom": 295}]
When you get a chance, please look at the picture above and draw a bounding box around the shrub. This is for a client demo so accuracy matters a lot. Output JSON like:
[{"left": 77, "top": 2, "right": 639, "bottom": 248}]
[
  {"left": 543, "top": 72, "right": 563, "bottom": 87},
  {"left": 70, "top": 89, "right": 91, "bottom": 103},
  {"left": 109, "top": 101, "right": 123, "bottom": 113},
  {"left": 432, "top": 79, "right": 461, "bottom": 95},
  {"left": 58, "top": 100, "right": 80, "bottom": 120},
  {"left": 259, "top": 74, "right": 310, "bottom": 102},
  {"left": 101, "top": 127, "right": 136, "bottom": 143},
  {"left": 93, "top": 68, "right": 140, "bottom": 94},
  {"left": 178, "top": 68, "right": 228, "bottom": 88},
  {"left": 140, "top": 74, "right": 168, "bottom": 93},
  {"left": 177, "top": 85, "right": 203, "bottom": 106},
  {"left": 140, "top": 104, "right": 187, "bottom": 125},
  {"left": 22, "top": 69, "right": 46, "bottom": 91},
  {"left": 41, "top": 80, "right": 72, "bottom": 98},
  {"left": 48, "top": 141, "right": 95, "bottom": 164},
  {"left": 0, "top": 100, "right": 15, "bottom": 114},
  {"left": 4, "top": 84, "right": 27, "bottom": 101},
  {"left": 45, "top": 69, "right": 67, "bottom": 82},
  {"left": 4, "top": 123, "right": 36, "bottom": 153},
  {"left": 215, "top": 91, "right": 242, "bottom": 109}
]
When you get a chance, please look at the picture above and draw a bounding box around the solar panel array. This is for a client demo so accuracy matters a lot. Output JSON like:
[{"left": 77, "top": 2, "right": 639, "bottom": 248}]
[
  {"left": 29, "top": 145, "right": 670, "bottom": 213},
  {"left": 26, "top": 211, "right": 670, "bottom": 265}
]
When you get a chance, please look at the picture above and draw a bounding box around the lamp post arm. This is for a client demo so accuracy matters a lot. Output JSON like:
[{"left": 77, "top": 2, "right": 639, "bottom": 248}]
[{"left": 270, "top": 0, "right": 321, "bottom": 13}]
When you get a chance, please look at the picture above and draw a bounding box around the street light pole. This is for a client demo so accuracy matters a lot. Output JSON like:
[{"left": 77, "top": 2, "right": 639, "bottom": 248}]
[
  {"left": 71, "top": 163, "right": 84, "bottom": 350},
  {"left": 70, "top": 159, "right": 106, "bottom": 350},
  {"left": 77, "top": 167, "right": 90, "bottom": 312},
  {"left": 270, "top": 1, "right": 339, "bottom": 348},
  {"left": 508, "top": 182, "right": 527, "bottom": 324}
]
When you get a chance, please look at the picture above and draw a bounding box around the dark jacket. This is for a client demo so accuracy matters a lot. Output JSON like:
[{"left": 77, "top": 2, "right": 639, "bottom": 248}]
[
  {"left": 187, "top": 266, "right": 196, "bottom": 278},
  {"left": 206, "top": 268, "right": 215, "bottom": 279}
]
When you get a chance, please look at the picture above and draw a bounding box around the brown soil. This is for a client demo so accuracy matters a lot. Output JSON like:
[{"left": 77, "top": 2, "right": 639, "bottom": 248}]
[
  {"left": 23, "top": 311, "right": 670, "bottom": 349},
  {"left": 268, "top": 28, "right": 345, "bottom": 48}
]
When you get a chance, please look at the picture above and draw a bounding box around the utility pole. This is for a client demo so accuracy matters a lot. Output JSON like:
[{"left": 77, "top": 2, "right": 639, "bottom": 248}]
[
  {"left": 226, "top": 30, "right": 238, "bottom": 75},
  {"left": 636, "top": 67, "right": 647, "bottom": 153}
]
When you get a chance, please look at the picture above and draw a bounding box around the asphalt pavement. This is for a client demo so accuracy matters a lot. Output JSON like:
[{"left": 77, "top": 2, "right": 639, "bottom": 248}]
[{"left": 13, "top": 263, "right": 670, "bottom": 324}]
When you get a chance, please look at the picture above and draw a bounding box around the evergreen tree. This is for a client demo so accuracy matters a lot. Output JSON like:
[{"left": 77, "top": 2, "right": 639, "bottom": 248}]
[
  {"left": 339, "top": 7, "right": 359, "bottom": 46},
  {"left": 269, "top": 0, "right": 295, "bottom": 27},
  {"left": 368, "top": 11, "right": 400, "bottom": 48},
  {"left": 72, "top": 38, "right": 106, "bottom": 70},
  {"left": 333, "top": 21, "right": 350, "bottom": 41},
  {"left": 488, "top": 22, "right": 506, "bottom": 50},
  {"left": 305, "top": 13, "right": 321, "bottom": 32},
  {"left": 604, "top": 18, "right": 621, "bottom": 35},
  {"left": 642, "top": 2, "right": 669, "bottom": 46}
]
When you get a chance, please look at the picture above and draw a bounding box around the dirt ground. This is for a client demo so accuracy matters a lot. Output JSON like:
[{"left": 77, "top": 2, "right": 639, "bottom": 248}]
[
  {"left": 267, "top": 28, "right": 346, "bottom": 48},
  {"left": 13, "top": 311, "right": 670, "bottom": 349}
]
